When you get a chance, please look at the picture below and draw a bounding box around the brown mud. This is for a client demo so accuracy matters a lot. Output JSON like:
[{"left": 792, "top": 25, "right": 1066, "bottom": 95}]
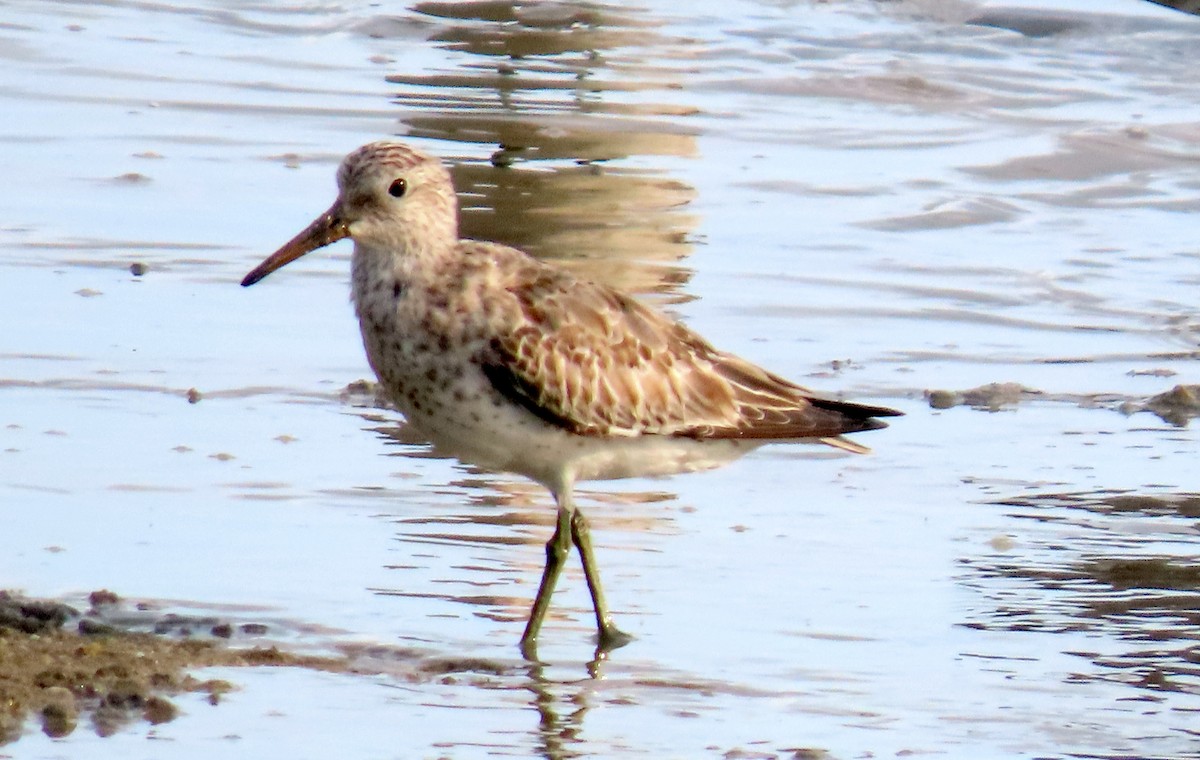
[{"left": 0, "top": 590, "right": 351, "bottom": 744}]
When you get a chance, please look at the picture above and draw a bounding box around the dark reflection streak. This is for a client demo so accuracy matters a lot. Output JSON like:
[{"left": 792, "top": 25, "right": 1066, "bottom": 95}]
[
  {"left": 965, "top": 490, "right": 1200, "bottom": 697},
  {"left": 523, "top": 653, "right": 614, "bottom": 760}
]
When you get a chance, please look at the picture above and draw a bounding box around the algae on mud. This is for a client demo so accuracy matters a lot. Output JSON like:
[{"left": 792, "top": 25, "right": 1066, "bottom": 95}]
[{"left": 0, "top": 590, "right": 352, "bottom": 745}]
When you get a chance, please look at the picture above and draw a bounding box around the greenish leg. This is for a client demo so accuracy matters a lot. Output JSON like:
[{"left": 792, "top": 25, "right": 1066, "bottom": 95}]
[
  {"left": 520, "top": 503, "right": 572, "bottom": 660},
  {"left": 570, "top": 509, "right": 632, "bottom": 653},
  {"left": 519, "top": 490, "right": 633, "bottom": 658}
]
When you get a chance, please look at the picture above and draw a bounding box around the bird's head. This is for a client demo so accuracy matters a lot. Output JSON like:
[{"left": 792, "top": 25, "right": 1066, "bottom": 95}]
[{"left": 241, "top": 141, "right": 457, "bottom": 287}]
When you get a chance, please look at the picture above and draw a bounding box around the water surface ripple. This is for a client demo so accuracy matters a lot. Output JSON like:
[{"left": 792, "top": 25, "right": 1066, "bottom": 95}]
[{"left": 2, "top": 0, "right": 1198, "bottom": 757}]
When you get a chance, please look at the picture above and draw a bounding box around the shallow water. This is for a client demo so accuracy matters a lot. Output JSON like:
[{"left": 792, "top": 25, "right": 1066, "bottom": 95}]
[{"left": 2, "top": 0, "right": 1199, "bottom": 757}]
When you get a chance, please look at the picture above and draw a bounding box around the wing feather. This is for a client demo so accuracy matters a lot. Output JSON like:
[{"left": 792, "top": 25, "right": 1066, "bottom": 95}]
[{"left": 477, "top": 255, "right": 900, "bottom": 441}]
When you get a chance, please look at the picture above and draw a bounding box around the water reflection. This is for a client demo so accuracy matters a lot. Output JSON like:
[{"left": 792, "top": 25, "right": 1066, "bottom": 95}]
[
  {"left": 963, "top": 490, "right": 1200, "bottom": 697},
  {"left": 383, "top": 0, "right": 699, "bottom": 292},
  {"left": 364, "top": 419, "right": 683, "bottom": 638},
  {"left": 450, "top": 160, "right": 698, "bottom": 297},
  {"left": 525, "top": 659, "right": 593, "bottom": 760},
  {"left": 404, "top": 1, "right": 682, "bottom": 119}
]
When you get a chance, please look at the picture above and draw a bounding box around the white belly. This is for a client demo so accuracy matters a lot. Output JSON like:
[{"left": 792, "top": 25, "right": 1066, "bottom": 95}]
[{"left": 396, "top": 372, "right": 761, "bottom": 493}]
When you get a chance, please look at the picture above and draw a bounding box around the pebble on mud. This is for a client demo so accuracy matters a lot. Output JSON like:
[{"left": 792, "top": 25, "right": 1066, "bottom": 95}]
[
  {"left": 89, "top": 589, "right": 119, "bottom": 608},
  {"left": 39, "top": 686, "right": 77, "bottom": 738},
  {"left": 78, "top": 618, "right": 118, "bottom": 636},
  {"left": 112, "top": 172, "right": 151, "bottom": 184},
  {"left": 340, "top": 378, "right": 393, "bottom": 407},
  {"left": 1142, "top": 384, "right": 1200, "bottom": 426},
  {"left": 926, "top": 389, "right": 958, "bottom": 409},
  {"left": 144, "top": 695, "right": 177, "bottom": 724},
  {"left": 988, "top": 535, "right": 1017, "bottom": 552},
  {"left": 273, "top": 152, "right": 302, "bottom": 169},
  {"left": 925, "top": 382, "right": 1040, "bottom": 411}
]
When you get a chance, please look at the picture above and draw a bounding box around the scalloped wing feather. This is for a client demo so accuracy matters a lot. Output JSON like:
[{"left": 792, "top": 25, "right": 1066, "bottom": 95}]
[{"left": 478, "top": 258, "right": 899, "bottom": 441}]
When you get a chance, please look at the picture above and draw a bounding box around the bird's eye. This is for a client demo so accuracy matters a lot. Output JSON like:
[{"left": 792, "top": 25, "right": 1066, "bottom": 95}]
[{"left": 388, "top": 178, "right": 407, "bottom": 198}]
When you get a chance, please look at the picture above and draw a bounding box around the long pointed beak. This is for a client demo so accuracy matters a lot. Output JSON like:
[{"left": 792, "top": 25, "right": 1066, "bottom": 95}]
[{"left": 241, "top": 204, "right": 350, "bottom": 287}]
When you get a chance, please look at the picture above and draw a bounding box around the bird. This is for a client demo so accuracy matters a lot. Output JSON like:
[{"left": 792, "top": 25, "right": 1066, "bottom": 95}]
[{"left": 241, "top": 141, "right": 901, "bottom": 658}]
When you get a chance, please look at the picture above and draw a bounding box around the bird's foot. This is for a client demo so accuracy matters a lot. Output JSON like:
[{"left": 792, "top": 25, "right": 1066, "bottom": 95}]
[{"left": 596, "top": 623, "right": 633, "bottom": 655}]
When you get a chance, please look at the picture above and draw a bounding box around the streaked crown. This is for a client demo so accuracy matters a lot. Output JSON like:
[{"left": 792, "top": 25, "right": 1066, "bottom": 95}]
[{"left": 337, "top": 141, "right": 438, "bottom": 191}]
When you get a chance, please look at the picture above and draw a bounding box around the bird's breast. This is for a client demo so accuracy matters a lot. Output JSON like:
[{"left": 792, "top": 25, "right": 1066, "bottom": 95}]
[{"left": 354, "top": 274, "right": 498, "bottom": 411}]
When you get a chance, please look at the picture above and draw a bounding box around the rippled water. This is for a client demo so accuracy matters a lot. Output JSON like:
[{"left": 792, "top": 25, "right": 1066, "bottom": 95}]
[{"left": 2, "top": 0, "right": 1198, "bottom": 757}]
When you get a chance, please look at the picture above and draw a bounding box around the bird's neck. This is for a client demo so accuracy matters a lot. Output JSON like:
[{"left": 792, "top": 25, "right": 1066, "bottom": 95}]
[{"left": 350, "top": 238, "right": 457, "bottom": 309}]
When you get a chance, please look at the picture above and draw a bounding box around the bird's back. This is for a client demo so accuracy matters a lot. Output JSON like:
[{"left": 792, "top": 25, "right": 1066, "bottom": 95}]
[{"left": 429, "top": 241, "right": 902, "bottom": 445}]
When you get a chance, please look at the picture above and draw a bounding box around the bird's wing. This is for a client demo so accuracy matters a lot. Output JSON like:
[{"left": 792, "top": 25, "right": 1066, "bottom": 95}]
[{"left": 478, "top": 260, "right": 899, "bottom": 440}]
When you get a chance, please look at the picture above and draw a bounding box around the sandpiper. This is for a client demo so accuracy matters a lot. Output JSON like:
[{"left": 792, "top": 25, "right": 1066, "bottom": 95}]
[{"left": 242, "top": 141, "right": 901, "bottom": 657}]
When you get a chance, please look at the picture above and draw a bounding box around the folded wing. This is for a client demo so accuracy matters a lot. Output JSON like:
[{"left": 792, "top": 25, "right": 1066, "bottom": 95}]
[{"left": 479, "top": 263, "right": 900, "bottom": 441}]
